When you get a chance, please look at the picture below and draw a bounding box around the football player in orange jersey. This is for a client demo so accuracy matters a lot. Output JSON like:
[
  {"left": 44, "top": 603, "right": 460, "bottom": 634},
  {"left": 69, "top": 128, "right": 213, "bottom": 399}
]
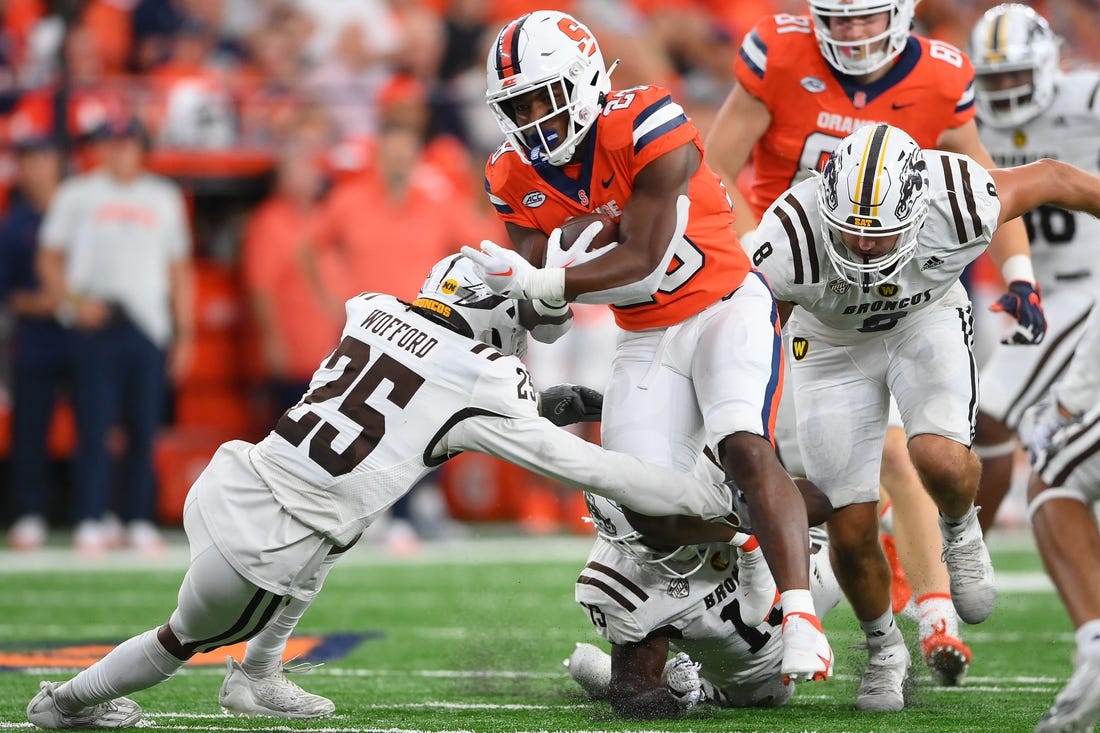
[
  {"left": 463, "top": 10, "right": 835, "bottom": 686},
  {"left": 703, "top": 0, "right": 1042, "bottom": 688}
]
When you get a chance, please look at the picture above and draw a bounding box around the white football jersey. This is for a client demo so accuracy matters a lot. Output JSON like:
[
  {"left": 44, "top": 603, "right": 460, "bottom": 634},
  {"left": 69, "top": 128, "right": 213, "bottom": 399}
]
[
  {"left": 748, "top": 151, "right": 1001, "bottom": 345},
  {"left": 978, "top": 69, "right": 1100, "bottom": 295},
  {"left": 576, "top": 538, "right": 787, "bottom": 700},
  {"left": 216, "top": 293, "right": 734, "bottom": 546}
]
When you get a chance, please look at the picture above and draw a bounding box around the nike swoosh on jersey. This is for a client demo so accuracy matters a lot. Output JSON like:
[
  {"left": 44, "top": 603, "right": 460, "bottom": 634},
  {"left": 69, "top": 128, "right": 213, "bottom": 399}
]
[
  {"left": 601, "top": 173, "right": 615, "bottom": 188},
  {"left": 891, "top": 102, "right": 915, "bottom": 110}
]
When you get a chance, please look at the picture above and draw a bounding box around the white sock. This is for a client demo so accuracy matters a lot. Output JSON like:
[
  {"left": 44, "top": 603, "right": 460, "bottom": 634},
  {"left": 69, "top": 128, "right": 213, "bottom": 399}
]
[
  {"left": 242, "top": 552, "right": 339, "bottom": 678},
  {"left": 860, "top": 609, "right": 900, "bottom": 651},
  {"left": 780, "top": 589, "right": 816, "bottom": 618},
  {"left": 941, "top": 505, "right": 978, "bottom": 533},
  {"left": 57, "top": 629, "right": 183, "bottom": 711},
  {"left": 917, "top": 593, "right": 959, "bottom": 640},
  {"left": 1076, "top": 619, "right": 1100, "bottom": 660}
]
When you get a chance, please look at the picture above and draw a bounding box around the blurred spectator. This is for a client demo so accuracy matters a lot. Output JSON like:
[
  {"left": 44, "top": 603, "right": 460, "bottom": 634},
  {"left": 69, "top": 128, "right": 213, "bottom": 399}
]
[
  {"left": 241, "top": 142, "right": 338, "bottom": 417},
  {"left": 300, "top": 121, "right": 470, "bottom": 317},
  {"left": 0, "top": 115, "right": 67, "bottom": 551},
  {"left": 36, "top": 115, "right": 194, "bottom": 556}
]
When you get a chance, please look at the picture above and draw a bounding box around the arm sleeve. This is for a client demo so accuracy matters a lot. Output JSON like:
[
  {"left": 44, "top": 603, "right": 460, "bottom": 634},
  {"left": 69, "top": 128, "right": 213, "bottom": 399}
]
[{"left": 449, "top": 414, "right": 732, "bottom": 520}]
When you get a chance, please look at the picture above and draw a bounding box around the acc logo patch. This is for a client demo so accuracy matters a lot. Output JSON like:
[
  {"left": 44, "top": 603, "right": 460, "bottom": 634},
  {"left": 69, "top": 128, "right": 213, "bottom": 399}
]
[
  {"left": 667, "top": 577, "right": 690, "bottom": 599},
  {"left": 876, "top": 283, "right": 900, "bottom": 298},
  {"left": 522, "top": 191, "right": 547, "bottom": 208},
  {"left": 792, "top": 337, "right": 810, "bottom": 361},
  {"left": 800, "top": 76, "right": 826, "bottom": 93}
]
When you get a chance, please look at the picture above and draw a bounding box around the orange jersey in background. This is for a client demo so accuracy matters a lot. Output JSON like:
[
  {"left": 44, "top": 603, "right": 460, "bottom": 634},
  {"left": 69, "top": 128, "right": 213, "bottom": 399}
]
[
  {"left": 733, "top": 14, "right": 975, "bottom": 219},
  {"left": 485, "top": 85, "right": 748, "bottom": 331}
]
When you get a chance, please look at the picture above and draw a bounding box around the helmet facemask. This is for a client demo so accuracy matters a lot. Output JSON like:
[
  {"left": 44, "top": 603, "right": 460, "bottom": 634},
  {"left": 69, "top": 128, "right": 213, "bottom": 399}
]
[
  {"left": 583, "top": 494, "right": 708, "bottom": 579},
  {"left": 414, "top": 255, "right": 528, "bottom": 357},
  {"left": 818, "top": 124, "right": 930, "bottom": 290},
  {"left": 809, "top": 0, "right": 914, "bottom": 76},
  {"left": 485, "top": 11, "right": 611, "bottom": 167},
  {"left": 970, "top": 3, "right": 1060, "bottom": 128}
]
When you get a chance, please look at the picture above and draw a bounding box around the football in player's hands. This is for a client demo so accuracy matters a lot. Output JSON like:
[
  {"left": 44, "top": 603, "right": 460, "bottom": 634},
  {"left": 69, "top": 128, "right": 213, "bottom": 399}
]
[
  {"left": 546, "top": 212, "right": 620, "bottom": 268},
  {"left": 559, "top": 213, "right": 619, "bottom": 253}
]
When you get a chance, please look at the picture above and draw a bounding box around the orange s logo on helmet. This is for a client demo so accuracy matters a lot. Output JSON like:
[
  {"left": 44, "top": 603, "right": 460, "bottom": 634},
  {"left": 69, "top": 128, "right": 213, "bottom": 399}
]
[{"left": 557, "top": 17, "right": 596, "bottom": 57}]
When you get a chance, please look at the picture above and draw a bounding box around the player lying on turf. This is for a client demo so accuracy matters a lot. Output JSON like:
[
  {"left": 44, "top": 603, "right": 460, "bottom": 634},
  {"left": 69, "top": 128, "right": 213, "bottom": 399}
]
[
  {"left": 25, "top": 254, "right": 748, "bottom": 730},
  {"left": 564, "top": 471, "right": 841, "bottom": 719}
]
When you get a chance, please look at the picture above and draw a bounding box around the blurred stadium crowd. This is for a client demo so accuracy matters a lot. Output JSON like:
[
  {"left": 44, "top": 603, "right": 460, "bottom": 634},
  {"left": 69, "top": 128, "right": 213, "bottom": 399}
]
[{"left": 1, "top": 0, "right": 1098, "bottom": 553}]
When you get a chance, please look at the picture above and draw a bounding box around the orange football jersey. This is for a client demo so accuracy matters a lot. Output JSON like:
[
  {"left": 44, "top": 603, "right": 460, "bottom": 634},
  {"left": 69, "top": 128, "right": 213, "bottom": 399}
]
[
  {"left": 484, "top": 84, "right": 748, "bottom": 331},
  {"left": 733, "top": 14, "right": 976, "bottom": 219}
]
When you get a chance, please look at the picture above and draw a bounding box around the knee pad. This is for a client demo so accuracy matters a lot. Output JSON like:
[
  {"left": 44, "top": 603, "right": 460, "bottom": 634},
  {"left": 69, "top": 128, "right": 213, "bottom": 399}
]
[
  {"left": 1026, "top": 486, "right": 1089, "bottom": 524},
  {"left": 974, "top": 439, "right": 1017, "bottom": 460}
]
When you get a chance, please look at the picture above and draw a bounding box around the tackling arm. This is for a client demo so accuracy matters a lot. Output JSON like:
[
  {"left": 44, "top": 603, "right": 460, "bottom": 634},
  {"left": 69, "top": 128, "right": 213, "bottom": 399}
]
[
  {"left": 608, "top": 638, "right": 698, "bottom": 719},
  {"left": 448, "top": 414, "right": 734, "bottom": 520}
]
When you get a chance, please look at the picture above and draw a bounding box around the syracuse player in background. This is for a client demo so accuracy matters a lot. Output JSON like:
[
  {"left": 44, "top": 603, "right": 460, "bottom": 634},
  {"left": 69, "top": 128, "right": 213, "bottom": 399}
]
[
  {"left": 704, "top": 0, "right": 1043, "bottom": 686},
  {"left": 463, "top": 10, "right": 834, "bottom": 684}
]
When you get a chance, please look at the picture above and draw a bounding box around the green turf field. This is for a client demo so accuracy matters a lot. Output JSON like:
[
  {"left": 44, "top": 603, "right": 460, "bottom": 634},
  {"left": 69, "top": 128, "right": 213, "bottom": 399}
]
[{"left": 0, "top": 531, "right": 1073, "bottom": 733}]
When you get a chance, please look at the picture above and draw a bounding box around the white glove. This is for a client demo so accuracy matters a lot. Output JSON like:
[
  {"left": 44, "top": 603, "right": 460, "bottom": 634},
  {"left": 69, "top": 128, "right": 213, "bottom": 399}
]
[
  {"left": 662, "top": 652, "right": 704, "bottom": 709},
  {"left": 1019, "top": 395, "right": 1076, "bottom": 464},
  {"left": 546, "top": 221, "right": 618, "bottom": 269},
  {"left": 460, "top": 240, "right": 566, "bottom": 301}
]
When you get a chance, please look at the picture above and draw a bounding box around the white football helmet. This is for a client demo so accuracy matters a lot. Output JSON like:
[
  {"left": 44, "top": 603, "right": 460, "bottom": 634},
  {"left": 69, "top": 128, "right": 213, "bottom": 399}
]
[
  {"left": 969, "top": 3, "right": 1061, "bottom": 128},
  {"left": 485, "top": 10, "right": 611, "bottom": 167},
  {"left": 817, "top": 123, "right": 930, "bottom": 289},
  {"left": 808, "top": 0, "right": 914, "bottom": 76},
  {"left": 583, "top": 493, "right": 708, "bottom": 579},
  {"left": 414, "top": 254, "right": 528, "bottom": 357}
]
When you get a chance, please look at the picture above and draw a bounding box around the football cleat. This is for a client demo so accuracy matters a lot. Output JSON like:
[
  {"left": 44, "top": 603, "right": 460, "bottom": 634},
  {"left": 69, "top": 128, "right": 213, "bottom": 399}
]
[
  {"left": 781, "top": 612, "right": 833, "bottom": 684},
  {"left": 939, "top": 512, "right": 997, "bottom": 624},
  {"left": 27, "top": 681, "right": 142, "bottom": 729},
  {"left": 1034, "top": 656, "right": 1100, "bottom": 733},
  {"left": 922, "top": 629, "right": 972, "bottom": 687},
  {"left": 856, "top": 631, "right": 910, "bottom": 712},
  {"left": 219, "top": 656, "right": 335, "bottom": 719}
]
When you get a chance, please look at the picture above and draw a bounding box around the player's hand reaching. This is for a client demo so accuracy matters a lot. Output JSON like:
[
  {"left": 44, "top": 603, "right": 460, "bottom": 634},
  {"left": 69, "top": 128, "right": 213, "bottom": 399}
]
[
  {"left": 991, "top": 280, "right": 1046, "bottom": 345},
  {"left": 461, "top": 240, "right": 565, "bottom": 302},
  {"left": 538, "top": 384, "right": 603, "bottom": 426},
  {"left": 1019, "top": 395, "right": 1076, "bottom": 463},
  {"left": 662, "top": 652, "right": 704, "bottom": 709}
]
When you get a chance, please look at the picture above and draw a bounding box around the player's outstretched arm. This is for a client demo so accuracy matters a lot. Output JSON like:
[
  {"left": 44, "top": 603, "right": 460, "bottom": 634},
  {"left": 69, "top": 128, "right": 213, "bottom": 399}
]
[
  {"left": 704, "top": 80, "right": 772, "bottom": 235},
  {"left": 992, "top": 159, "right": 1100, "bottom": 225}
]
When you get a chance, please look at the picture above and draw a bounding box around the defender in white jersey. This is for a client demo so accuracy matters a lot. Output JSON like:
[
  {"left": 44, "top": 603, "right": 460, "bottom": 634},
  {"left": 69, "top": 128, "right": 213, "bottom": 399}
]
[
  {"left": 744, "top": 122, "right": 1100, "bottom": 711},
  {"left": 968, "top": 3, "right": 1100, "bottom": 534},
  {"left": 1019, "top": 307, "right": 1100, "bottom": 733},
  {"left": 565, "top": 480, "right": 842, "bottom": 719},
  {"left": 25, "top": 255, "right": 745, "bottom": 731}
]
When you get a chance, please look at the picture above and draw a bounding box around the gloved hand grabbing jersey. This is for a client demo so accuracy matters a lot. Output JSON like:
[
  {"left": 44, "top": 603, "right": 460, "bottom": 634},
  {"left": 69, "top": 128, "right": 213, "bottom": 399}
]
[
  {"left": 1018, "top": 395, "right": 1076, "bottom": 463},
  {"left": 460, "top": 241, "right": 566, "bottom": 302},
  {"left": 538, "top": 384, "right": 603, "bottom": 427},
  {"left": 991, "top": 280, "right": 1047, "bottom": 345}
]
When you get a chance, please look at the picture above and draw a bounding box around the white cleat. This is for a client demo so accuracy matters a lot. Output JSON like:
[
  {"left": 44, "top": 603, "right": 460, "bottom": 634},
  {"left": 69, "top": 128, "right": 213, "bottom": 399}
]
[
  {"left": 1034, "top": 656, "right": 1100, "bottom": 733},
  {"left": 939, "top": 512, "right": 996, "bottom": 624},
  {"left": 27, "top": 681, "right": 141, "bottom": 729},
  {"left": 781, "top": 612, "right": 833, "bottom": 683},
  {"left": 218, "top": 656, "right": 335, "bottom": 719},
  {"left": 733, "top": 542, "right": 779, "bottom": 627},
  {"left": 856, "top": 632, "right": 910, "bottom": 712}
]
